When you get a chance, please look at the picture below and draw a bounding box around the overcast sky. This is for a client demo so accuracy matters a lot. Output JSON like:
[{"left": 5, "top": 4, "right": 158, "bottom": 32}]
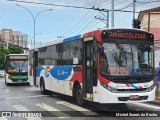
[{"left": 0, "top": 0, "right": 159, "bottom": 47}]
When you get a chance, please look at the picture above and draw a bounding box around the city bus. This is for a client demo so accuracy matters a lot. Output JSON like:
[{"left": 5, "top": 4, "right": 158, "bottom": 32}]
[
  {"left": 29, "top": 28, "right": 156, "bottom": 105},
  {"left": 5, "top": 54, "right": 30, "bottom": 85}
]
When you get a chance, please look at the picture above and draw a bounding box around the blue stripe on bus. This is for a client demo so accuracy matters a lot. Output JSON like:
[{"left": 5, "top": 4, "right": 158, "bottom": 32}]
[
  {"left": 36, "top": 66, "right": 45, "bottom": 77},
  {"left": 63, "top": 35, "right": 81, "bottom": 42},
  {"left": 130, "top": 84, "right": 139, "bottom": 89},
  {"left": 50, "top": 65, "right": 73, "bottom": 80}
]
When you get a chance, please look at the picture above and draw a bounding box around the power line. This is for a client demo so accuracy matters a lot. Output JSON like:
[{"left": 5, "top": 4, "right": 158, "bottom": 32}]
[
  {"left": 7, "top": 0, "right": 92, "bottom": 10},
  {"left": 92, "top": 0, "right": 108, "bottom": 7},
  {"left": 7, "top": 0, "right": 138, "bottom": 13},
  {"left": 76, "top": 19, "right": 97, "bottom": 34},
  {"left": 118, "top": 3, "right": 133, "bottom": 11},
  {"left": 95, "top": 16, "right": 108, "bottom": 28},
  {"left": 63, "top": 9, "right": 92, "bottom": 36},
  {"left": 66, "top": 10, "right": 97, "bottom": 36},
  {"left": 69, "top": 11, "right": 98, "bottom": 36}
]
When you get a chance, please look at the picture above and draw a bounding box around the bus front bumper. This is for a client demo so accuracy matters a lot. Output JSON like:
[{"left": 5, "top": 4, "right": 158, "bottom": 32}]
[{"left": 97, "top": 84, "right": 156, "bottom": 103}]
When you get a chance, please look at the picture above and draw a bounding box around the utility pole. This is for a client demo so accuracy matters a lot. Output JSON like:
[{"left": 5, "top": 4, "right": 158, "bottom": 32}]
[
  {"left": 95, "top": 16, "right": 108, "bottom": 28},
  {"left": 111, "top": 0, "right": 114, "bottom": 28},
  {"left": 91, "top": 6, "right": 110, "bottom": 28},
  {"left": 132, "top": 0, "right": 136, "bottom": 27},
  {"left": 95, "top": 10, "right": 109, "bottom": 28}
]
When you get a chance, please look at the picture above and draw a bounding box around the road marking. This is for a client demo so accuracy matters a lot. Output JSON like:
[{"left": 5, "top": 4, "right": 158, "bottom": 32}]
[
  {"left": 130, "top": 102, "right": 160, "bottom": 110},
  {"left": 0, "top": 117, "right": 8, "bottom": 120},
  {"left": 12, "top": 105, "right": 42, "bottom": 120},
  {"left": 36, "top": 103, "right": 70, "bottom": 118},
  {"left": 57, "top": 101, "right": 97, "bottom": 116},
  {"left": 28, "top": 117, "right": 42, "bottom": 120},
  {"left": 6, "top": 95, "right": 48, "bottom": 99},
  {"left": 12, "top": 105, "right": 29, "bottom": 111}
]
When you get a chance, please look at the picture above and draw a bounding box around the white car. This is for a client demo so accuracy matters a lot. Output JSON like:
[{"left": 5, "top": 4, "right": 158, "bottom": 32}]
[{"left": 0, "top": 70, "right": 5, "bottom": 78}]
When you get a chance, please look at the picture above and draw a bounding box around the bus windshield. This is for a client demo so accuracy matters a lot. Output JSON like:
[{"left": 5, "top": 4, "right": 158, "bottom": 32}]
[
  {"left": 100, "top": 42, "right": 154, "bottom": 76},
  {"left": 7, "top": 60, "right": 28, "bottom": 73}
]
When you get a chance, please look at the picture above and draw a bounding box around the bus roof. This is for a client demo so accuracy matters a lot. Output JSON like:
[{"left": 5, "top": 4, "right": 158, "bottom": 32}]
[
  {"left": 29, "top": 38, "right": 64, "bottom": 50},
  {"left": 64, "top": 35, "right": 81, "bottom": 42},
  {"left": 29, "top": 28, "right": 153, "bottom": 50}
]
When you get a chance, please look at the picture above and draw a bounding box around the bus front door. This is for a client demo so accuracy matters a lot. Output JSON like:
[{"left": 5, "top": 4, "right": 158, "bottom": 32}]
[
  {"left": 83, "top": 40, "right": 94, "bottom": 100},
  {"left": 33, "top": 51, "right": 38, "bottom": 86}
]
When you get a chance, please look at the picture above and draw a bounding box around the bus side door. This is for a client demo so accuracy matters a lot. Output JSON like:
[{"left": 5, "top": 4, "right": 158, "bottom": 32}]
[
  {"left": 83, "top": 37, "right": 97, "bottom": 100},
  {"left": 33, "top": 51, "right": 38, "bottom": 86}
]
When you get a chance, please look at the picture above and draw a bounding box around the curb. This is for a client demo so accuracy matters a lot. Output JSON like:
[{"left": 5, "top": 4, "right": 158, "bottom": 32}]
[{"left": 147, "top": 100, "right": 160, "bottom": 106}]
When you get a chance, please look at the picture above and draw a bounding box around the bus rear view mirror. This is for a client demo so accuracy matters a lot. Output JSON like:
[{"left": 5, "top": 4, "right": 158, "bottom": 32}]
[
  {"left": 73, "top": 58, "right": 79, "bottom": 65},
  {"left": 98, "top": 43, "right": 105, "bottom": 55},
  {"left": 145, "top": 45, "right": 151, "bottom": 52},
  {"left": 137, "top": 45, "right": 151, "bottom": 52}
]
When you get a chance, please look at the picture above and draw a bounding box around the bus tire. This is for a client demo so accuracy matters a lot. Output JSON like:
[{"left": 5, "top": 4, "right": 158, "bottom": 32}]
[
  {"left": 76, "top": 85, "right": 84, "bottom": 106},
  {"left": 27, "top": 82, "right": 30, "bottom": 86},
  {"left": 40, "top": 78, "right": 48, "bottom": 95},
  {"left": 6, "top": 83, "right": 9, "bottom": 86},
  {"left": 5, "top": 79, "right": 9, "bottom": 86}
]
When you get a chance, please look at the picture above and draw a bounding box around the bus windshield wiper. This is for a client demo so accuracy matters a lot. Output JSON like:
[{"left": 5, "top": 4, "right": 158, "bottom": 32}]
[{"left": 21, "top": 61, "right": 25, "bottom": 70}]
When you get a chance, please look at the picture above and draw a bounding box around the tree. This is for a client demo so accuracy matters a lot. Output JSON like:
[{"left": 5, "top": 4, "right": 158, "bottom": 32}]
[{"left": 0, "top": 44, "right": 23, "bottom": 69}]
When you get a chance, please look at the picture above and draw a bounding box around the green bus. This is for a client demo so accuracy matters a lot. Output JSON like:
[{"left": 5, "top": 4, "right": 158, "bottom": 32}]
[{"left": 4, "top": 54, "right": 30, "bottom": 85}]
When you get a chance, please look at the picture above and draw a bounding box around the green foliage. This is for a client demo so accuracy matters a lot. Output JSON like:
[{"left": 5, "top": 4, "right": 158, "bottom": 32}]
[{"left": 0, "top": 44, "right": 23, "bottom": 69}]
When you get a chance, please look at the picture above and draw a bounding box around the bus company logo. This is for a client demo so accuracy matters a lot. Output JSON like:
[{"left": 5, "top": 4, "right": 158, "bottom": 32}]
[
  {"left": 2, "top": 112, "right": 11, "bottom": 117},
  {"left": 45, "top": 66, "right": 50, "bottom": 77}
]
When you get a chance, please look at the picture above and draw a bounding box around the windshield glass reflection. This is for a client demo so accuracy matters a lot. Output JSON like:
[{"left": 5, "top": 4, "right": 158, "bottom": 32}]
[
  {"left": 7, "top": 60, "right": 28, "bottom": 73},
  {"left": 100, "top": 42, "right": 154, "bottom": 76}
]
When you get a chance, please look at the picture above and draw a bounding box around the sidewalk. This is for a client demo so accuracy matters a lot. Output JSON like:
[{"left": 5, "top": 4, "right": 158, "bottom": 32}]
[{"left": 153, "top": 99, "right": 160, "bottom": 103}]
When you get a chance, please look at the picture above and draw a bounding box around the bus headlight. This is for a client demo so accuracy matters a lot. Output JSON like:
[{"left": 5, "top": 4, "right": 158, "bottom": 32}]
[
  {"left": 146, "top": 84, "right": 155, "bottom": 92},
  {"left": 100, "top": 82, "right": 118, "bottom": 93},
  {"left": 5, "top": 75, "right": 10, "bottom": 79}
]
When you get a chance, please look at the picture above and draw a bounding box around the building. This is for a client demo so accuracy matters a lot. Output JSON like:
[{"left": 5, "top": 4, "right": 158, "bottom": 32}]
[
  {"left": 0, "top": 28, "right": 28, "bottom": 48},
  {"left": 138, "top": 7, "right": 160, "bottom": 47},
  {"left": 138, "top": 7, "right": 160, "bottom": 67}
]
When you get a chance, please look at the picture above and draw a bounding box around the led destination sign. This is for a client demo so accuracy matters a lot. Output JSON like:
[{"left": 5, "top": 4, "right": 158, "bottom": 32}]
[
  {"left": 108, "top": 31, "right": 146, "bottom": 40},
  {"left": 9, "top": 56, "right": 28, "bottom": 59}
]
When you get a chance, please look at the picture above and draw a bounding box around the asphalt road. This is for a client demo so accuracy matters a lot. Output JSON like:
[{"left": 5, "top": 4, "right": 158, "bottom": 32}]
[{"left": 0, "top": 78, "right": 160, "bottom": 120}]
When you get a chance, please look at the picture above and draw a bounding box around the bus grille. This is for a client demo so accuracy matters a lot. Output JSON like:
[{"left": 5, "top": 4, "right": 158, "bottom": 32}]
[
  {"left": 117, "top": 88, "right": 147, "bottom": 92},
  {"left": 113, "top": 79, "right": 151, "bottom": 83},
  {"left": 118, "top": 96, "right": 148, "bottom": 101}
]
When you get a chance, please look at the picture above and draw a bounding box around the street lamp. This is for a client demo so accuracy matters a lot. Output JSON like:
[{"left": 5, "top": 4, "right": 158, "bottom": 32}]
[
  {"left": 16, "top": 4, "right": 52, "bottom": 46},
  {"left": 28, "top": 33, "right": 43, "bottom": 47}
]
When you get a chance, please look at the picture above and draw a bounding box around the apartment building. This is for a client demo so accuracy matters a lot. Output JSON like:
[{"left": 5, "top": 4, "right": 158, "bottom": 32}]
[{"left": 0, "top": 28, "right": 28, "bottom": 48}]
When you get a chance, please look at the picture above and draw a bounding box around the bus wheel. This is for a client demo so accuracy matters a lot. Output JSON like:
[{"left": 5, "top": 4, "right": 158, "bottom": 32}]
[
  {"left": 40, "top": 78, "right": 47, "bottom": 95},
  {"left": 5, "top": 79, "right": 9, "bottom": 86},
  {"left": 26, "top": 82, "right": 30, "bottom": 86},
  {"left": 76, "top": 85, "right": 84, "bottom": 106}
]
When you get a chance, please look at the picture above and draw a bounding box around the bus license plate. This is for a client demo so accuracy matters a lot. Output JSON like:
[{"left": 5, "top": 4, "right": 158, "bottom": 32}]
[
  {"left": 129, "top": 95, "right": 139, "bottom": 100},
  {"left": 17, "top": 80, "right": 22, "bottom": 82}
]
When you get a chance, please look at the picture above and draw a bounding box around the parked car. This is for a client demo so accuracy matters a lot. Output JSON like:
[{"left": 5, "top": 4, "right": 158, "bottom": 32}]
[{"left": 0, "top": 70, "right": 4, "bottom": 78}]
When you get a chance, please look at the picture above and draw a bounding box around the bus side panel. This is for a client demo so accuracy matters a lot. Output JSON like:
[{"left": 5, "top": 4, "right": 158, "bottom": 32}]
[
  {"left": 52, "top": 77, "right": 59, "bottom": 93},
  {"left": 51, "top": 65, "right": 73, "bottom": 95},
  {"left": 36, "top": 65, "right": 82, "bottom": 96},
  {"left": 40, "top": 66, "right": 52, "bottom": 91},
  {"left": 59, "top": 65, "right": 82, "bottom": 96},
  {"left": 44, "top": 65, "right": 82, "bottom": 96}
]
